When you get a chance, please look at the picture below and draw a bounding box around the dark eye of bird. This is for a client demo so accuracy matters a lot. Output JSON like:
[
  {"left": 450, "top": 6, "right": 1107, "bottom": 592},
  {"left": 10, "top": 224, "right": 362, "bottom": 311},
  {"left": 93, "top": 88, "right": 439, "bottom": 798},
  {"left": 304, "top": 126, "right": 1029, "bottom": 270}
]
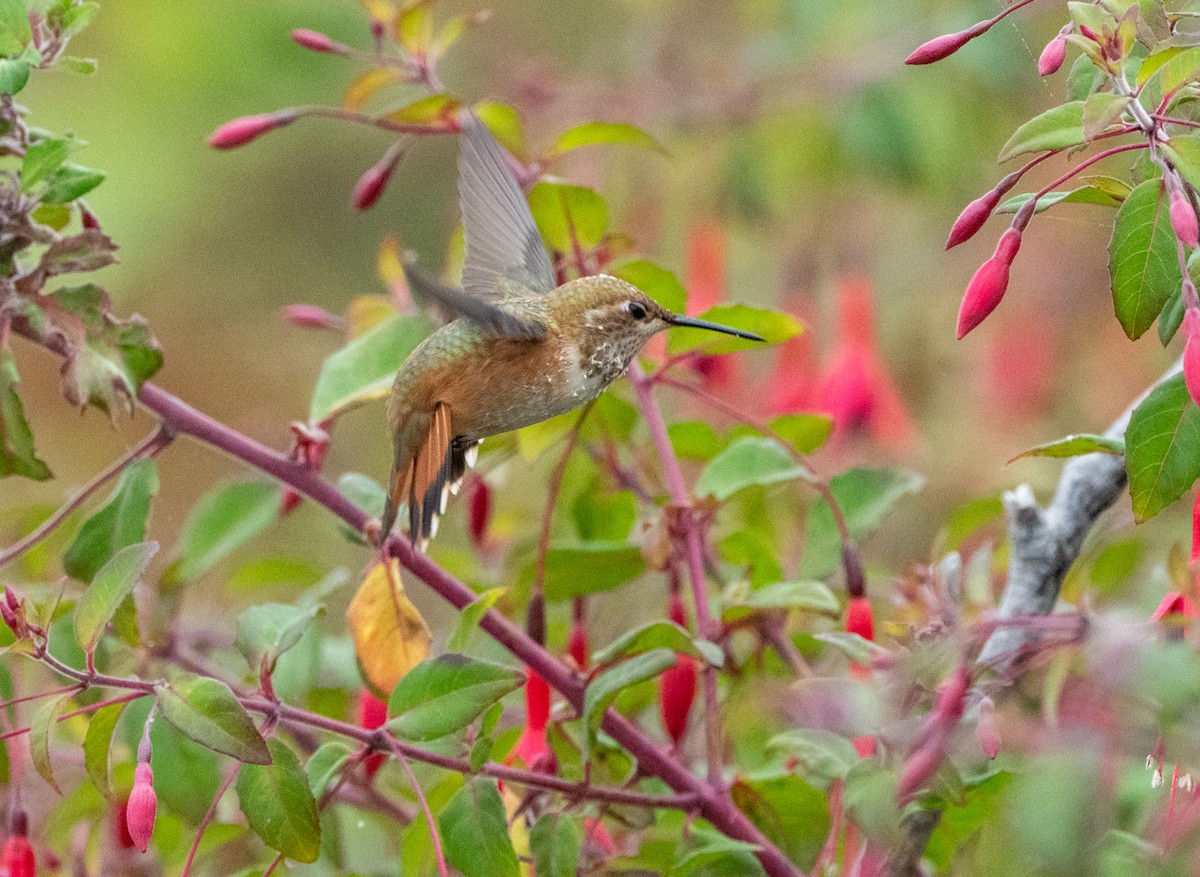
[{"left": 627, "top": 302, "right": 647, "bottom": 320}]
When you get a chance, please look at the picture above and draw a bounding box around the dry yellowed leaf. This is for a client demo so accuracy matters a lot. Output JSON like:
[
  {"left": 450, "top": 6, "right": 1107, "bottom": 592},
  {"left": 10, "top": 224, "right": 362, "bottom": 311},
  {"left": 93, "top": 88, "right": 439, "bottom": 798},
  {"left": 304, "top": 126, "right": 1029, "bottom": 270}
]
[
  {"left": 346, "top": 294, "right": 397, "bottom": 338},
  {"left": 347, "top": 559, "right": 432, "bottom": 697}
]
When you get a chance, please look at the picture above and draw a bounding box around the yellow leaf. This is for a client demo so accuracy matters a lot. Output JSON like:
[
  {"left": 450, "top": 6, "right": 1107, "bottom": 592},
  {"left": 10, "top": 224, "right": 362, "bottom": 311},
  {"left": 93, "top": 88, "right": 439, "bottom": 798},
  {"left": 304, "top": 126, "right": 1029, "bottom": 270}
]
[
  {"left": 378, "top": 235, "right": 406, "bottom": 287},
  {"left": 347, "top": 560, "right": 432, "bottom": 696},
  {"left": 345, "top": 67, "right": 401, "bottom": 112},
  {"left": 346, "top": 295, "right": 397, "bottom": 338},
  {"left": 359, "top": 0, "right": 397, "bottom": 26},
  {"left": 396, "top": 0, "right": 433, "bottom": 53}
]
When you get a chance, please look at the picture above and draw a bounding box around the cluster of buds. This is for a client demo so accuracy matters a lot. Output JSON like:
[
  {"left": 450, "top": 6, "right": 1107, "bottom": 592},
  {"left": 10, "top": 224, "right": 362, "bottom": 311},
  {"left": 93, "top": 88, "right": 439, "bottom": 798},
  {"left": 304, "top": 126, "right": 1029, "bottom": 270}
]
[
  {"left": 357, "top": 690, "right": 389, "bottom": 779},
  {"left": 0, "top": 586, "right": 35, "bottom": 642},
  {"left": 659, "top": 592, "right": 697, "bottom": 747},
  {"left": 280, "top": 421, "right": 332, "bottom": 515},
  {"left": 896, "top": 666, "right": 972, "bottom": 802},
  {"left": 1, "top": 810, "right": 35, "bottom": 877}
]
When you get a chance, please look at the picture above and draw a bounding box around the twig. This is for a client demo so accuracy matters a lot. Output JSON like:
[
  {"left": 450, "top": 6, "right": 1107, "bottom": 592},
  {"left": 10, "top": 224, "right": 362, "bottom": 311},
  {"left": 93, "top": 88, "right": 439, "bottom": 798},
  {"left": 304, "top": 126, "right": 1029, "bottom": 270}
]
[
  {"left": 390, "top": 742, "right": 449, "bottom": 877},
  {"left": 180, "top": 765, "right": 238, "bottom": 877}
]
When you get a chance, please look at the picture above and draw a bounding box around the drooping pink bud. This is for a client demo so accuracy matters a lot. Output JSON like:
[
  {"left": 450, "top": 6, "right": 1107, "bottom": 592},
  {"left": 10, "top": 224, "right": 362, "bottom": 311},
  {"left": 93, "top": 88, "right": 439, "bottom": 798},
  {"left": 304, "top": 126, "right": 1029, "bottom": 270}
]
[
  {"left": 956, "top": 228, "right": 1022, "bottom": 339},
  {"left": 280, "top": 303, "right": 345, "bottom": 332},
  {"left": 352, "top": 143, "right": 406, "bottom": 212},
  {"left": 467, "top": 477, "right": 492, "bottom": 549},
  {"left": 976, "top": 695, "right": 1000, "bottom": 759},
  {"left": 208, "top": 111, "right": 297, "bottom": 149},
  {"left": 1192, "top": 492, "right": 1200, "bottom": 565},
  {"left": 1171, "top": 190, "right": 1200, "bottom": 248},
  {"left": 291, "top": 29, "right": 341, "bottom": 53},
  {"left": 1183, "top": 308, "right": 1200, "bottom": 408},
  {"left": 905, "top": 29, "right": 975, "bottom": 65},
  {"left": 357, "top": 690, "right": 389, "bottom": 779},
  {"left": 79, "top": 203, "right": 100, "bottom": 230},
  {"left": 896, "top": 739, "right": 944, "bottom": 803},
  {"left": 1038, "top": 35, "right": 1067, "bottom": 76},
  {"left": 126, "top": 763, "right": 156, "bottom": 853},
  {"left": 946, "top": 188, "right": 1002, "bottom": 249}
]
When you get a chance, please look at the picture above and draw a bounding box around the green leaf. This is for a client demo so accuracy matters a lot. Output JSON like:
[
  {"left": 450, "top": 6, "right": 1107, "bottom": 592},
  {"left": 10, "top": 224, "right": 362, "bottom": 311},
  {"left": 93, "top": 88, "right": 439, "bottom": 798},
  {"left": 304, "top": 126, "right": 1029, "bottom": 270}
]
[
  {"left": 1138, "top": 45, "right": 1189, "bottom": 86},
  {"left": 235, "top": 603, "right": 323, "bottom": 675},
  {"left": 722, "top": 580, "right": 840, "bottom": 622},
  {"left": 530, "top": 812, "right": 583, "bottom": 877},
  {"left": 83, "top": 700, "right": 128, "bottom": 799},
  {"left": 73, "top": 541, "right": 157, "bottom": 656},
  {"left": 696, "top": 436, "right": 812, "bottom": 501},
  {"left": 1160, "top": 46, "right": 1200, "bottom": 94},
  {"left": 474, "top": 101, "right": 525, "bottom": 156},
  {"left": 305, "top": 741, "right": 352, "bottom": 798},
  {"left": 308, "top": 313, "right": 434, "bottom": 422},
  {"left": 767, "top": 729, "right": 861, "bottom": 788},
  {"left": 30, "top": 692, "right": 74, "bottom": 794},
  {"left": 175, "top": 481, "right": 281, "bottom": 581},
  {"left": 1165, "top": 138, "right": 1200, "bottom": 195},
  {"left": 573, "top": 489, "right": 636, "bottom": 541},
  {"left": 667, "top": 304, "right": 802, "bottom": 355},
  {"left": 610, "top": 259, "right": 686, "bottom": 313},
  {"left": 60, "top": 55, "right": 96, "bottom": 75},
  {"left": 528, "top": 182, "right": 608, "bottom": 251},
  {"left": 593, "top": 621, "right": 724, "bottom": 667},
  {"left": 548, "top": 121, "right": 664, "bottom": 157},
  {"left": 387, "top": 653, "right": 524, "bottom": 741},
  {"left": 1082, "top": 91, "right": 1130, "bottom": 140},
  {"left": 22, "top": 137, "right": 76, "bottom": 191},
  {"left": 1010, "top": 433, "right": 1125, "bottom": 462},
  {"left": 236, "top": 738, "right": 321, "bottom": 864},
  {"left": 42, "top": 163, "right": 105, "bottom": 204},
  {"left": 995, "top": 185, "right": 1124, "bottom": 214},
  {"left": 801, "top": 467, "right": 925, "bottom": 578},
  {"left": 733, "top": 775, "right": 829, "bottom": 870},
  {"left": 64, "top": 458, "right": 158, "bottom": 582},
  {"left": 1110, "top": 179, "right": 1180, "bottom": 340},
  {"left": 0, "top": 349, "right": 51, "bottom": 480},
  {"left": 387, "top": 93, "right": 459, "bottom": 125},
  {"left": 156, "top": 675, "right": 271, "bottom": 764},
  {"left": 769, "top": 413, "right": 833, "bottom": 454},
  {"left": 541, "top": 541, "right": 645, "bottom": 600},
  {"left": 0, "top": 0, "right": 31, "bottom": 55},
  {"left": 997, "top": 101, "right": 1085, "bottom": 163},
  {"left": 669, "top": 420, "right": 722, "bottom": 460},
  {"left": 0, "top": 58, "right": 29, "bottom": 95},
  {"left": 582, "top": 648, "right": 675, "bottom": 753},
  {"left": 1125, "top": 373, "right": 1200, "bottom": 521},
  {"left": 447, "top": 587, "right": 505, "bottom": 652},
  {"left": 1160, "top": 285, "right": 1187, "bottom": 345},
  {"left": 438, "top": 778, "right": 520, "bottom": 877},
  {"left": 669, "top": 825, "right": 764, "bottom": 877}
]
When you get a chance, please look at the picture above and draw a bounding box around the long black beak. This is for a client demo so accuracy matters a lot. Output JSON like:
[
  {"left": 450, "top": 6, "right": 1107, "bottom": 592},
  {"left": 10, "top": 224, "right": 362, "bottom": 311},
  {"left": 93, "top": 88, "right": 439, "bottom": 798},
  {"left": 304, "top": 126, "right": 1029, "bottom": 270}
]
[{"left": 669, "top": 314, "right": 765, "bottom": 341}]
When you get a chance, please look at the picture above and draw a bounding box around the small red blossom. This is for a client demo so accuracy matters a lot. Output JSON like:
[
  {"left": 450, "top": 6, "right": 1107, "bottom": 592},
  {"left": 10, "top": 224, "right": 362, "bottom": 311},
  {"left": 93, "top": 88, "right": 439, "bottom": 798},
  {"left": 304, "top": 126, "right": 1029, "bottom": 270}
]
[
  {"left": 1183, "top": 308, "right": 1200, "bottom": 409},
  {"left": 208, "top": 111, "right": 297, "bottom": 149},
  {"left": 659, "top": 593, "right": 696, "bottom": 747},
  {"left": 353, "top": 143, "right": 406, "bottom": 212},
  {"left": 281, "top": 303, "right": 344, "bottom": 332},
  {"left": 1192, "top": 492, "right": 1200, "bottom": 566},
  {"left": 946, "top": 188, "right": 1002, "bottom": 250},
  {"left": 1152, "top": 592, "right": 1198, "bottom": 622},
  {"left": 126, "top": 763, "right": 157, "bottom": 853},
  {"left": 568, "top": 605, "right": 589, "bottom": 671},
  {"left": 357, "top": 690, "right": 389, "bottom": 779},
  {"left": 506, "top": 670, "right": 553, "bottom": 770},
  {"left": 956, "top": 228, "right": 1021, "bottom": 339}
]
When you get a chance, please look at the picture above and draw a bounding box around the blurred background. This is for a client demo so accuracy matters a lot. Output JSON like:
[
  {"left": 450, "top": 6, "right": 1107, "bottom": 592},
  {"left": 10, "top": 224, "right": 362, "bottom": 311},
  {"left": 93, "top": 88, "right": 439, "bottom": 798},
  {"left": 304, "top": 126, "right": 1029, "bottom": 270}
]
[{"left": 2, "top": 0, "right": 1184, "bottom": 632}]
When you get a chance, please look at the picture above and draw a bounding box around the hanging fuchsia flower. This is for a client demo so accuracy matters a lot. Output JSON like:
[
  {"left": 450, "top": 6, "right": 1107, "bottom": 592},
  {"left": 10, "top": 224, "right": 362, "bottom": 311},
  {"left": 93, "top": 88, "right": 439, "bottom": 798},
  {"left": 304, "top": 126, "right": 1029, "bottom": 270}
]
[
  {"left": 659, "top": 593, "right": 696, "bottom": 747},
  {"left": 126, "top": 763, "right": 157, "bottom": 853},
  {"left": 956, "top": 228, "right": 1022, "bottom": 339},
  {"left": 358, "top": 690, "right": 389, "bottom": 779},
  {"left": 507, "top": 670, "right": 553, "bottom": 771}
]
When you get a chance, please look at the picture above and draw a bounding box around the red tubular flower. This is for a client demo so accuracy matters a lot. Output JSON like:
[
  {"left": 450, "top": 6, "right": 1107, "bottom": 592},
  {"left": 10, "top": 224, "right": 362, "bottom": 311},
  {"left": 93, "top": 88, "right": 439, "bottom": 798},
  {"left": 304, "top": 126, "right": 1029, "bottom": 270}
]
[
  {"left": 208, "top": 111, "right": 297, "bottom": 149},
  {"left": 126, "top": 763, "right": 157, "bottom": 853},
  {"left": 1192, "top": 492, "right": 1200, "bottom": 565},
  {"left": 357, "top": 690, "right": 389, "bottom": 779},
  {"left": 1184, "top": 309, "right": 1200, "bottom": 408},
  {"left": 659, "top": 593, "right": 696, "bottom": 747},
  {"left": 467, "top": 476, "right": 492, "bottom": 550},
  {"left": 1171, "top": 190, "right": 1200, "bottom": 249},
  {"left": 956, "top": 228, "right": 1021, "bottom": 339},
  {"left": 766, "top": 316, "right": 816, "bottom": 413},
  {"left": 946, "top": 188, "right": 1002, "bottom": 250},
  {"left": 905, "top": 29, "right": 974, "bottom": 65},
  {"left": 1038, "top": 34, "right": 1068, "bottom": 76},
  {"left": 507, "top": 670, "right": 553, "bottom": 770},
  {"left": 976, "top": 695, "right": 1000, "bottom": 759},
  {"left": 568, "top": 606, "right": 589, "bottom": 671},
  {"left": 1, "top": 836, "right": 34, "bottom": 877}
]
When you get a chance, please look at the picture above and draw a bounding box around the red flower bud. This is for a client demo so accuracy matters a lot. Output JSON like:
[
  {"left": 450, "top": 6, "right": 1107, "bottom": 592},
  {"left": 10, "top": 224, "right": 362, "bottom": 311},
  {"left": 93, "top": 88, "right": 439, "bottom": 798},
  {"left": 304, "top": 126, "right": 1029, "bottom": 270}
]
[
  {"left": 1077, "top": 24, "right": 1100, "bottom": 43},
  {"left": 956, "top": 229, "right": 1021, "bottom": 339},
  {"left": 357, "top": 690, "right": 389, "bottom": 778},
  {"left": 279, "top": 489, "right": 302, "bottom": 516},
  {"left": 79, "top": 203, "right": 100, "bottom": 230},
  {"left": 112, "top": 795, "right": 137, "bottom": 849},
  {"left": 976, "top": 695, "right": 1000, "bottom": 759},
  {"left": 467, "top": 477, "right": 492, "bottom": 549},
  {"left": 568, "top": 617, "right": 589, "bottom": 671},
  {"left": 845, "top": 597, "right": 874, "bottom": 641},
  {"left": 659, "top": 654, "right": 695, "bottom": 746},
  {"left": 1192, "top": 492, "right": 1200, "bottom": 566},
  {"left": 281, "top": 303, "right": 344, "bottom": 331},
  {"left": 1184, "top": 308, "right": 1200, "bottom": 408},
  {"left": 507, "top": 671, "right": 553, "bottom": 770},
  {"left": 291, "top": 29, "right": 340, "bottom": 53},
  {"left": 934, "top": 666, "right": 971, "bottom": 723},
  {"left": 905, "top": 29, "right": 974, "bottom": 65},
  {"left": 1, "top": 835, "right": 35, "bottom": 877},
  {"left": 126, "top": 763, "right": 156, "bottom": 853},
  {"left": 1038, "top": 35, "right": 1067, "bottom": 76},
  {"left": 353, "top": 142, "right": 407, "bottom": 212},
  {"left": 1172, "top": 190, "right": 1200, "bottom": 249},
  {"left": 208, "top": 111, "right": 296, "bottom": 149},
  {"left": 946, "top": 188, "right": 1002, "bottom": 249},
  {"left": 896, "top": 739, "right": 944, "bottom": 803}
]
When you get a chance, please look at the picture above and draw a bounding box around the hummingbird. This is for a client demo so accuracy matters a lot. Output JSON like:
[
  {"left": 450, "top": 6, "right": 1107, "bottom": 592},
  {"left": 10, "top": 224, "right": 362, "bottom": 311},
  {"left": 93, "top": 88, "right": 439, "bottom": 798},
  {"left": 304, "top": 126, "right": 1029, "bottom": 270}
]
[{"left": 381, "top": 111, "right": 763, "bottom": 548}]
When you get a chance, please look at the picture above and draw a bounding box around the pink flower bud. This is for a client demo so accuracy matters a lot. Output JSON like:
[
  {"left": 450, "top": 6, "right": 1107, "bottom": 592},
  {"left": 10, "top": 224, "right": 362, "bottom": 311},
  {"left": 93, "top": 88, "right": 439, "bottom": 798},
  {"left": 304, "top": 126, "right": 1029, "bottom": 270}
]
[
  {"left": 1193, "top": 492, "right": 1200, "bottom": 565},
  {"left": 1077, "top": 24, "right": 1100, "bottom": 42},
  {"left": 896, "top": 739, "right": 944, "bottom": 802},
  {"left": 845, "top": 596, "right": 875, "bottom": 679},
  {"left": 126, "top": 763, "right": 156, "bottom": 853},
  {"left": 1038, "top": 35, "right": 1067, "bottom": 76},
  {"left": 906, "top": 29, "right": 974, "bottom": 65},
  {"left": 956, "top": 229, "right": 1021, "bottom": 339},
  {"left": 79, "top": 204, "right": 100, "bottom": 230},
  {"left": 567, "top": 617, "right": 589, "bottom": 670},
  {"left": 1184, "top": 308, "right": 1200, "bottom": 408},
  {"left": 280, "top": 304, "right": 344, "bottom": 332},
  {"left": 291, "top": 29, "right": 340, "bottom": 53},
  {"left": 352, "top": 144, "right": 406, "bottom": 212},
  {"left": 976, "top": 695, "right": 1000, "bottom": 759},
  {"left": 934, "top": 666, "right": 971, "bottom": 724},
  {"left": 1, "top": 835, "right": 34, "bottom": 877},
  {"left": 659, "top": 654, "right": 695, "bottom": 746},
  {"left": 208, "top": 112, "right": 296, "bottom": 149},
  {"left": 1171, "top": 190, "right": 1199, "bottom": 248},
  {"left": 946, "top": 189, "right": 1002, "bottom": 249}
]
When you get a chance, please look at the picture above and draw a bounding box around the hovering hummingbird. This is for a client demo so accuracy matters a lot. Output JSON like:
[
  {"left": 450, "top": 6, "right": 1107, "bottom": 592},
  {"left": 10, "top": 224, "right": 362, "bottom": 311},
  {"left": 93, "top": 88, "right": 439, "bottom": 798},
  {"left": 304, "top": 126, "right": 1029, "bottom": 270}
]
[{"left": 381, "top": 111, "right": 763, "bottom": 548}]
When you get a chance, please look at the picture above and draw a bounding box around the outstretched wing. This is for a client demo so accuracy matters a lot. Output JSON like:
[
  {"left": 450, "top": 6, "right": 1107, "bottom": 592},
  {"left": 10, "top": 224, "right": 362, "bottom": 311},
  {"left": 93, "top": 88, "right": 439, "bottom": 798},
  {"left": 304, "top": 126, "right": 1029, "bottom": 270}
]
[
  {"left": 403, "top": 259, "right": 545, "bottom": 340},
  {"left": 458, "top": 110, "right": 556, "bottom": 300}
]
